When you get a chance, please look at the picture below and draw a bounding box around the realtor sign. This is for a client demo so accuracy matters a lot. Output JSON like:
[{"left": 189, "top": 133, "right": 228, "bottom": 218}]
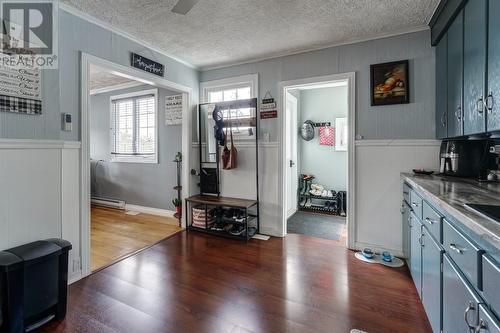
[{"left": 0, "top": 0, "right": 58, "bottom": 69}]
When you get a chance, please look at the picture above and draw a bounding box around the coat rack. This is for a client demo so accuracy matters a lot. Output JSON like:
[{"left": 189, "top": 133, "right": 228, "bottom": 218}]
[{"left": 311, "top": 122, "right": 331, "bottom": 127}]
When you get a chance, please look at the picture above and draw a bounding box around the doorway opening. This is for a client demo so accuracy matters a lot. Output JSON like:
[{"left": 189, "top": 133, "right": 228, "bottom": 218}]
[
  {"left": 80, "top": 54, "right": 192, "bottom": 278},
  {"left": 280, "top": 73, "right": 355, "bottom": 247}
]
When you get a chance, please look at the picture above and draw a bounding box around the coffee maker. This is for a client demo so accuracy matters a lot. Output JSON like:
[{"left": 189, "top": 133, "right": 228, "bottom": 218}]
[{"left": 439, "top": 139, "right": 488, "bottom": 178}]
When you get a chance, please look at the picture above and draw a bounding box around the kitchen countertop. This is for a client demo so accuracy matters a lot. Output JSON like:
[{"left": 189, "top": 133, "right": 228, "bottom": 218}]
[{"left": 402, "top": 173, "right": 500, "bottom": 254}]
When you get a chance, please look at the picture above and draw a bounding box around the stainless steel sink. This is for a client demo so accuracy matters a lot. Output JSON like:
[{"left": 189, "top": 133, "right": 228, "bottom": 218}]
[{"left": 464, "top": 204, "right": 500, "bottom": 223}]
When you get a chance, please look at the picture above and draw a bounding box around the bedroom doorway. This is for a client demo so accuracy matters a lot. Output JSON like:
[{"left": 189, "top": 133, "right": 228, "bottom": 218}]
[
  {"left": 80, "top": 53, "right": 192, "bottom": 278},
  {"left": 280, "top": 73, "right": 355, "bottom": 247}
]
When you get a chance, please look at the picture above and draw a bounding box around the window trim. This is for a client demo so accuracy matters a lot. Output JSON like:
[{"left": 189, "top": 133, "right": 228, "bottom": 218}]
[
  {"left": 200, "top": 73, "right": 258, "bottom": 103},
  {"left": 109, "top": 88, "right": 159, "bottom": 164},
  {"left": 200, "top": 74, "right": 258, "bottom": 141}
]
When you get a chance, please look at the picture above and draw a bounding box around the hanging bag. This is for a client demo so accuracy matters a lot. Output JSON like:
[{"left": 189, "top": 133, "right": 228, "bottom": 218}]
[
  {"left": 222, "top": 108, "right": 237, "bottom": 170},
  {"left": 319, "top": 126, "right": 334, "bottom": 146},
  {"left": 221, "top": 132, "right": 230, "bottom": 169}
]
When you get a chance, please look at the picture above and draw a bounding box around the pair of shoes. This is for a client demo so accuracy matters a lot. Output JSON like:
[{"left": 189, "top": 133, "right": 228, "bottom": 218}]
[{"left": 229, "top": 224, "right": 246, "bottom": 236}]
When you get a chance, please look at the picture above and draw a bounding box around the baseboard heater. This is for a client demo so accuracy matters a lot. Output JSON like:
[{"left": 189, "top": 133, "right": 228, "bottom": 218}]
[{"left": 91, "top": 197, "right": 126, "bottom": 209}]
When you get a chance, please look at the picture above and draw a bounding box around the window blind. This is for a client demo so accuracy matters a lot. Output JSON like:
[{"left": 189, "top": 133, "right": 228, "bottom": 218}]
[{"left": 111, "top": 93, "right": 156, "bottom": 158}]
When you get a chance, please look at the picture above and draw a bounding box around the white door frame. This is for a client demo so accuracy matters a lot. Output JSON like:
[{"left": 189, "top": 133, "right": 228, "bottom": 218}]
[
  {"left": 80, "top": 52, "right": 193, "bottom": 278},
  {"left": 285, "top": 92, "right": 298, "bottom": 219},
  {"left": 278, "top": 72, "right": 356, "bottom": 249}
]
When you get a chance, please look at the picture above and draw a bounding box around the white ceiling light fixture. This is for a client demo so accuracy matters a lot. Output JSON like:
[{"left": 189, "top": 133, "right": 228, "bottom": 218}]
[{"left": 171, "top": 0, "right": 199, "bottom": 15}]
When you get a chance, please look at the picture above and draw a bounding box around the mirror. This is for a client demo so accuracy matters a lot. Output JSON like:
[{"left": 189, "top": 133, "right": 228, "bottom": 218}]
[{"left": 199, "top": 103, "right": 217, "bottom": 163}]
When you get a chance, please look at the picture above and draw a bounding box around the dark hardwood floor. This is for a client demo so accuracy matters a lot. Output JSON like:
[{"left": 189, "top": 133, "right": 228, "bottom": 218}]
[{"left": 41, "top": 232, "right": 431, "bottom": 333}]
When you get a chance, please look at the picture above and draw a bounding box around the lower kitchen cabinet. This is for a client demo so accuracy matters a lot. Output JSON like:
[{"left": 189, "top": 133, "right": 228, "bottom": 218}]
[
  {"left": 410, "top": 212, "right": 423, "bottom": 298},
  {"left": 402, "top": 200, "right": 411, "bottom": 260},
  {"left": 443, "top": 254, "right": 482, "bottom": 333},
  {"left": 477, "top": 304, "right": 500, "bottom": 333},
  {"left": 421, "top": 229, "right": 443, "bottom": 333}
]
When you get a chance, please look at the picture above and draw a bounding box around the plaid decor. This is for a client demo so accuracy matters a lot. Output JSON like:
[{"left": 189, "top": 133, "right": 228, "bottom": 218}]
[{"left": 0, "top": 95, "right": 42, "bottom": 115}]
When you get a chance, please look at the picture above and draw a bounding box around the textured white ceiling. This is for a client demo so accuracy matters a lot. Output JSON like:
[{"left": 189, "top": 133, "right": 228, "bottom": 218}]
[
  {"left": 90, "top": 65, "right": 135, "bottom": 90},
  {"left": 63, "top": 0, "right": 439, "bottom": 69}
]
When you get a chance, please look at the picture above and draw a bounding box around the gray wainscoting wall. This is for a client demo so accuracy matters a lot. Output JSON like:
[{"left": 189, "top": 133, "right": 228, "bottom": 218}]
[
  {"left": 200, "top": 30, "right": 435, "bottom": 141},
  {"left": 296, "top": 86, "right": 348, "bottom": 191},
  {"left": 90, "top": 84, "right": 181, "bottom": 211}
]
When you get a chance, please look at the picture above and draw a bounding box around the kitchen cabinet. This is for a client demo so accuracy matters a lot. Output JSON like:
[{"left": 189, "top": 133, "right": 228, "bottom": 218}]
[
  {"left": 421, "top": 228, "right": 443, "bottom": 333},
  {"left": 402, "top": 200, "right": 411, "bottom": 260},
  {"left": 436, "top": 34, "right": 448, "bottom": 139},
  {"left": 463, "top": 0, "right": 487, "bottom": 135},
  {"left": 487, "top": 0, "right": 500, "bottom": 132},
  {"left": 447, "top": 10, "right": 464, "bottom": 137},
  {"left": 476, "top": 304, "right": 500, "bottom": 333},
  {"left": 410, "top": 212, "right": 423, "bottom": 298},
  {"left": 443, "top": 254, "right": 482, "bottom": 333}
]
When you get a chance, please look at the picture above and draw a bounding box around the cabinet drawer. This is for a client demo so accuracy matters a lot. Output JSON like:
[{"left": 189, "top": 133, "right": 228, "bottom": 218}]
[
  {"left": 422, "top": 201, "right": 442, "bottom": 242},
  {"left": 443, "top": 254, "right": 482, "bottom": 333},
  {"left": 410, "top": 189, "right": 423, "bottom": 220},
  {"left": 403, "top": 183, "right": 410, "bottom": 204},
  {"left": 443, "top": 220, "right": 484, "bottom": 288},
  {"left": 483, "top": 255, "right": 500, "bottom": 318},
  {"left": 477, "top": 304, "right": 500, "bottom": 333}
]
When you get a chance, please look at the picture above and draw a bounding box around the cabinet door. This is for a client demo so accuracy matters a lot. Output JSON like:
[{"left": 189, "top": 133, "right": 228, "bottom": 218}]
[
  {"left": 422, "top": 229, "right": 443, "bottom": 333},
  {"left": 477, "top": 304, "right": 500, "bottom": 333},
  {"left": 443, "top": 254, "right": 481, "bottom": 333},
  {"left": 447, "top": 11, "right": 464, "bottom": 137},
  {"left": 410, "top": 213, "right": 422, "bottom": 298},
  {"left": 463, "top": 0, "right": 487, "bottom": 135},
  {"left": 487, "top": 0, "right": 500, "bottom": 132},
  {"left": 436, "top": 35, "right": 448, "bottom": 139},
  {"left": 402, "top": 201, "right": 411, "bottom": 259}
]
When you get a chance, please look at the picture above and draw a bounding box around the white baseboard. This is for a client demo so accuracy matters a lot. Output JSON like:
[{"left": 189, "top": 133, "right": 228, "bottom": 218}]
[
  {"left": 353, "top": 241, "right": 404, "bottom": 258},
  {"left": 259, "top": 226, "right": 282, "bottom": 238},
  {"left": 68, "top": 271, "right": 82, "bottom": 285},
  {"left": 125, "top": 204, "right": 176, "bottom": 218}
]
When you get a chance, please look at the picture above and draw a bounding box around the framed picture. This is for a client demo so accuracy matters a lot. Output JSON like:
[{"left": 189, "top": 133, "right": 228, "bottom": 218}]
[
  {"left": 370, "top": 60, "right": 409, "bottom": 106},
  {"left": 335, "top": 117, "right": 347, "bottom": 151}
]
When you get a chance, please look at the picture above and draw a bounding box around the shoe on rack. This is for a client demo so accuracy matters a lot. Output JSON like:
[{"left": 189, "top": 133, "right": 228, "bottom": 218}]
[{"left": 229, "top": 224, "right": 246, "bottom": 236}]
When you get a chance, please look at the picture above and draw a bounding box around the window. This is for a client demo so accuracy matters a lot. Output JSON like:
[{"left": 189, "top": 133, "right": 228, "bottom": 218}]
[
  {"left": 110, "top": 89, "right": 158, "bottom": 163},
  {"left": 200, "top": 74, "right": 258, "bottom": 140}
]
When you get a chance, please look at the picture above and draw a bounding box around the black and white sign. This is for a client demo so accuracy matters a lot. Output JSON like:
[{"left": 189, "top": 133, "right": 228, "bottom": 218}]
[
  {"left": 131, "top": 53, "right": 164, "bottom": 77},
  {"left": 0, "top": 65, "right": 42, "bottom": 115},
  {"left": 165, "top": 94, "right": 183, "bottom": 125}
]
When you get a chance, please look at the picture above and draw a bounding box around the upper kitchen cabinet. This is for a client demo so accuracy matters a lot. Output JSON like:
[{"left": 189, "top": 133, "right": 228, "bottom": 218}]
[
  {"left": 436, "top": 35, "right": 448, "bottom": 139},
  {"left": 463, "top": 0, "right": 487, "bottom": 135},
  {"left": 487, "top": 0, "right": 500, "bottom": 132},
  {"left": 447, "top": 11, "right": 464, "bottom": 138}
]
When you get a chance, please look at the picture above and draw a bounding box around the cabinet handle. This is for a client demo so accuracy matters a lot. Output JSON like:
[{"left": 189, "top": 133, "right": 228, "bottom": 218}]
[
  {"left": 464, "top": 301, "right": 476, "bottom": 330},
  {"left": 425, "top": 217, "right": 436, "bottom": 225},
  {"left": 486, "top": 93, "right": 494, "bottom": 113},
  {"left": 475, "top": 318, "right": 486, "bottom": 333},
  {"left": 441, "top": 112, "right": 447, "bottom": 127},
  {"left": 456, "top": 106, "right": 462, "bottom": 120},
  {"left": 449, "top": 243, "right": 463, "bottom": 254},
  {"left": 411, "top": 202, "right": 419, "bottom": 207},
  {"left": 419, "top": 234, "right": 424, "bottom": 247},
  {"left": 477, "top": 97, "right": 485, "bottom": 115}
]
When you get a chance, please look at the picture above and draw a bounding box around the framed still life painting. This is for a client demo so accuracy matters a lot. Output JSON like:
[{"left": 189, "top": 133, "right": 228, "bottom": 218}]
[{"left": 370, "top": 60, "right": 409, "bottom": 106}]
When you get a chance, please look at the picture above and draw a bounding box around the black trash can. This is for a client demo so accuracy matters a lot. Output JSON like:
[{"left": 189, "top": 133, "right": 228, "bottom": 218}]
[{"left": 0, "top": 238, "right": 72, "bottom": 333}]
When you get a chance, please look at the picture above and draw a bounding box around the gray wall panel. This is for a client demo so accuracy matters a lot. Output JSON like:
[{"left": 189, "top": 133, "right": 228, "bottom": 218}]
[
  {"left": 201, "top": 30, "right": 435, "bottom": 141},
  {"left": 90, "top": 84, "right": 181, "bottom": 210},
  {"left": 0, "top": 9, "right": 199, "bottom": 141}
]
